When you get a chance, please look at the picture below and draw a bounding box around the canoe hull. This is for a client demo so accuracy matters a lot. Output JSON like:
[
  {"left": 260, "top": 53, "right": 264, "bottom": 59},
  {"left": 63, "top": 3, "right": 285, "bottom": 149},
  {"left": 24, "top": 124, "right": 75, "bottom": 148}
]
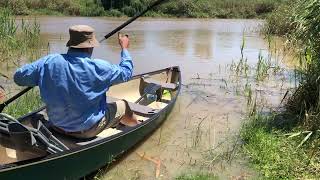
[{"left": 0, "top": 66, "right": 180, "bottom": 179}]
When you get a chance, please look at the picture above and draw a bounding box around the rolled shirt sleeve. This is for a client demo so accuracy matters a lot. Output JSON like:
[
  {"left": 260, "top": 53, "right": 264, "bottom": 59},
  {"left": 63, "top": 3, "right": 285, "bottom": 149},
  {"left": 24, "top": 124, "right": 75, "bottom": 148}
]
[
  {"left": 108, "top": 49, "right": 134, "bottom": 85},
  {"left": 14, "top": 59, "right": 43, "bottom": 87}
]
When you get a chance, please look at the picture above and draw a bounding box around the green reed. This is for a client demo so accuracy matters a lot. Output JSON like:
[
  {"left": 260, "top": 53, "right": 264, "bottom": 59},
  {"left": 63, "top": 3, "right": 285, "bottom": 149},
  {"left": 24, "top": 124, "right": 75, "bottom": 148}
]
[
  {"left": 0, "top": 9, "right": 41, "bottom": 65},
  {"left": 0, "top": 9, "right": 17, "bottom": 37},
  {"left": 240, "top": 1, "right": 320, "bottom": 177},
  {"left": 0, "top": 9, "right": 44, "bottom": 117},
  {"left": 255, "top": 51, "right": 271, "bottom": 81}
]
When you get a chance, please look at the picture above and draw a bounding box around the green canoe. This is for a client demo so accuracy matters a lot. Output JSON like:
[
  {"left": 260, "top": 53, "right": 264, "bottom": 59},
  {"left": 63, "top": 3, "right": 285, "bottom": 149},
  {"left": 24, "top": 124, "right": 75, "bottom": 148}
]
[{"left": 0, "top": 66, "right": 181, "bottom": 179}]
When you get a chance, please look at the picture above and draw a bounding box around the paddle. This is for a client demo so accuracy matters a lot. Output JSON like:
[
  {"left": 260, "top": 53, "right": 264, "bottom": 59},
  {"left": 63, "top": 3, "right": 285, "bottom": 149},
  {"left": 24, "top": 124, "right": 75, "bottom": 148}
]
[
  {"left": 0, "top": 87, "right": 33, "bottom": 113},
  {"left": 0, "top": 0, "right": 169, "bottom": 113}
]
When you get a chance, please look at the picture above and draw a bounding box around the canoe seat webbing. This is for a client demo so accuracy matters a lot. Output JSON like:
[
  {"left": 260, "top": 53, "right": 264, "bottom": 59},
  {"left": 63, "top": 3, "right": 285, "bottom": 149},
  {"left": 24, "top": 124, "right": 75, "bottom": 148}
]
[
  {"left": 142, "top": 77, "right": 178, "bottom": 90},
  {"left": 107, "top": 97, "right": 159, "bottom": 116}
]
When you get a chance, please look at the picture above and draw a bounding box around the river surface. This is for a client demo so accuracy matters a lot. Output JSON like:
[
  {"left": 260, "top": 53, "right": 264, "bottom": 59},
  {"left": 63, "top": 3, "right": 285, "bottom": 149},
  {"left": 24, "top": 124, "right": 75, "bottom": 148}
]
[{"left": 1, "top": 17, "right": 295, "bottom": 179}]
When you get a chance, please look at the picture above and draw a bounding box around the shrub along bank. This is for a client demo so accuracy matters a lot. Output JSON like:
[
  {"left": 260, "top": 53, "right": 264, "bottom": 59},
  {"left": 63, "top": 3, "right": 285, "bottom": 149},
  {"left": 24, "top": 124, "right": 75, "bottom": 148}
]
[
  {"left": 1, "top": 0, "right": 284, "bottom": 18},
  {"left": 0, "top": 0, "right": 105, "bottom": 16}
]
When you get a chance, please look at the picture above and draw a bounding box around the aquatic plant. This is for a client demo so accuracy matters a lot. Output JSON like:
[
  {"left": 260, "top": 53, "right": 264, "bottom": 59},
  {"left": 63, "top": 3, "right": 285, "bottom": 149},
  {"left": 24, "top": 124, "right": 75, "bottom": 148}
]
[{"left": 255, "top": 51, "right": 271, "bottom": 81}]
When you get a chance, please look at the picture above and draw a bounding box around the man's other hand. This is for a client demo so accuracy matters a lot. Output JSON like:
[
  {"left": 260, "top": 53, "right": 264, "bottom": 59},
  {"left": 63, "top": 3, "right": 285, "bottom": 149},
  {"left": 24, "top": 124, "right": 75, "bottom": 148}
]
[{"left": 118, "top": 32, "right": 130, "bottom": 50}]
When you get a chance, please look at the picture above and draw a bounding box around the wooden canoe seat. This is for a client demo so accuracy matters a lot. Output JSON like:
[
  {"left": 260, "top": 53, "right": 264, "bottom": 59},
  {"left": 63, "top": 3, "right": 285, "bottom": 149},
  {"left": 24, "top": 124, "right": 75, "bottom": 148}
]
[
  {"left": 142, "top": 76, "right": 178, "bottom": 90},
  {"left": 107, "top": 96, "right": 159, "bottom": 116}
]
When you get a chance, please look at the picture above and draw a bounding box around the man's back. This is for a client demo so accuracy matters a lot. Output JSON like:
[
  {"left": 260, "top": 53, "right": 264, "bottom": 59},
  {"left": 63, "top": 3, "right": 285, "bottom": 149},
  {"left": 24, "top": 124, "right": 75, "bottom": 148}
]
[{"left": 14, "top": 49, "right": 133, "bottom": 132}]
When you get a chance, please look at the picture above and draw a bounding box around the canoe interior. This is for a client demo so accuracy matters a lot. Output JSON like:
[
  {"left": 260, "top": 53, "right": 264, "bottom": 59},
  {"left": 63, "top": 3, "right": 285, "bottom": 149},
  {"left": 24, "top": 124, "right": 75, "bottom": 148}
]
[{"left": 0, "top": 67, "right": 180, "bottom": 166}]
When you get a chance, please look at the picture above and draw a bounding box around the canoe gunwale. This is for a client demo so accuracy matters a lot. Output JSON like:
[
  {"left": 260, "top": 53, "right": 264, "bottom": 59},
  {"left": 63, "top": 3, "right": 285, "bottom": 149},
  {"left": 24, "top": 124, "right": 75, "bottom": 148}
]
[{"left": 0, "top": 66, "right": 181, "bottom": 173}]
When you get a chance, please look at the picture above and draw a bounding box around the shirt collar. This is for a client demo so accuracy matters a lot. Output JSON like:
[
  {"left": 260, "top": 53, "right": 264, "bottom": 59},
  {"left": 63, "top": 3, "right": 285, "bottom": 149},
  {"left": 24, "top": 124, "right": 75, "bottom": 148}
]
[{"left": 67, "top": 49, "right": 92, "bottom": 58}]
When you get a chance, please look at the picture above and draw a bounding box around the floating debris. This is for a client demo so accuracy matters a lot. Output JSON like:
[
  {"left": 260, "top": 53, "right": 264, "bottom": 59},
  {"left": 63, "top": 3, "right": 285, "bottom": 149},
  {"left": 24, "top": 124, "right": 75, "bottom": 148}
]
[{"left": 136, "top": 152, "right": 162, "bottom": 178}]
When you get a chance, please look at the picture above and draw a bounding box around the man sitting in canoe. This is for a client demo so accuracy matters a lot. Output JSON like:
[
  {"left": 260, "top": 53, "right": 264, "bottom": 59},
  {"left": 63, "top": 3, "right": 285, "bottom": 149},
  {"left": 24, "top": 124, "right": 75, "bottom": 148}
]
[{"left": 13, "top": 25, "right": 139, "bottom": 139}]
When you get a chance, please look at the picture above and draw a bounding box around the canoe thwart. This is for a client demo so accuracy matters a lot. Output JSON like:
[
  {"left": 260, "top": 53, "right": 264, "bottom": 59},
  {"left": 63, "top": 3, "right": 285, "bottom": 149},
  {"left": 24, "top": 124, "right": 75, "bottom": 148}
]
[
  {"left": 142, "top": 76, "right": 178, "bottom": 90},
  {"left": 107, "top": 96, "right": 159, "bottom": 116}
]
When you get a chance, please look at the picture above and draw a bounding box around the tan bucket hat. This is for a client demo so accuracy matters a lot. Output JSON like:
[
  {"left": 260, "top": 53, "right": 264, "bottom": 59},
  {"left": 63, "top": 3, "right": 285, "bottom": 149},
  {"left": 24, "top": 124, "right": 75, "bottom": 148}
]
[{"left": 66, "top": 25, "right": 99, "bottom": 48}]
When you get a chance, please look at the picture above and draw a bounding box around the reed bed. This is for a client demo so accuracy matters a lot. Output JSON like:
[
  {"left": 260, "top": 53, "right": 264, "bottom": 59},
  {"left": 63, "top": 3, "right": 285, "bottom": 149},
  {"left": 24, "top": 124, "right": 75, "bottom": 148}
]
[
  {"left": 0, "top": 9, "right": 41, "bottom": 66},
  {"left": 240, "top": 1, "right": 320, "bottom": 178},
  {"left": 0, "top": 9, "right": 43, "bottom": 117},
  {"left": 270, "top": 0, "right": 320, "bottom": 135}
]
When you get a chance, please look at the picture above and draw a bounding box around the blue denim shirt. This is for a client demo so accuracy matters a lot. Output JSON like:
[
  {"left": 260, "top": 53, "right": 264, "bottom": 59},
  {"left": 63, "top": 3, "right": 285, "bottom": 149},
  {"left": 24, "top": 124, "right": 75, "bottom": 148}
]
[{"left": 14, "top": 49, "right": 133, "bottom": 132}]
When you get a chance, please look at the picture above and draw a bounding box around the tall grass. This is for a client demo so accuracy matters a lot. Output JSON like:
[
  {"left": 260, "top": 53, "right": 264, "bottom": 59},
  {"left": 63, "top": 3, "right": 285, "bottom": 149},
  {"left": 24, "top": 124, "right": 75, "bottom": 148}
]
[
  {"left": 0, "top": 9, "right": 43, "bottom": 117},
  {"left": 0, "top": 9, "right": 41, "bottom": 65},
  {"left": 241, "top": 1, "right": 320, "bottom": 178},
  {"left": 275, "top": 0, "right": 320, "bottom": 132},
  {"left": 241, "top": 113, "right": 320, "bottom": 179},
  {"left": 260, "top": 0, "right": 320, "bottom": 142}
]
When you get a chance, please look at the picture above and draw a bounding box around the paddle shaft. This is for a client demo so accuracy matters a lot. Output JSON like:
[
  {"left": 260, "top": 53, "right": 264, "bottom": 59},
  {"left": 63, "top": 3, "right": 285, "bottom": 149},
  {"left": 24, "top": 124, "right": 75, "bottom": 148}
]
[
  {"left": 100, "top": 0, "right": 168, "bottom": 42},
  {"left": 0, "top": 87, "right": 33, "bottom": 112},
  {"left": 0, "top": 0, "right": 169, "bottom": 113}
]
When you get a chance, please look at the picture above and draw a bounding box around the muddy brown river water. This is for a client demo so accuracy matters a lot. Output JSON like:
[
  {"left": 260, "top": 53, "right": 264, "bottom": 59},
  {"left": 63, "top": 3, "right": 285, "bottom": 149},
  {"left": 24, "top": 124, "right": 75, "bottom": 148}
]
[{"left": 0, "top": 17, "right": 296, "bottom": 179}]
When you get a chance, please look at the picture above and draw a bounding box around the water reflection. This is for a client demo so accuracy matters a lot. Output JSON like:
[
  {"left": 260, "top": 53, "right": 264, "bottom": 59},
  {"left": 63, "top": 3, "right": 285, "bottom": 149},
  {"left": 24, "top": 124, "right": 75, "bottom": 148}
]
[{"left": 26, "top": 17, "right": 267, "bottom": 76}]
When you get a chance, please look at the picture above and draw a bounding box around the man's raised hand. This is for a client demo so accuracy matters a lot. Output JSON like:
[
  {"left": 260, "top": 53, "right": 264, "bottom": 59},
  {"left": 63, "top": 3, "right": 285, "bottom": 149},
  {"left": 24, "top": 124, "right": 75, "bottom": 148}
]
[{"left": 118, "top": 32, "right": 130, "bottom": 50}]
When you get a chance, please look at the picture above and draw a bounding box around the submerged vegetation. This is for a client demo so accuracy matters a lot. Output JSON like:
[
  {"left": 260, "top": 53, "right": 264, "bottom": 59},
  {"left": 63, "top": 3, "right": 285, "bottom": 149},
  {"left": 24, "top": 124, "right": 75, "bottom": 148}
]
[
  {"left": 241, "top": 0, "right": 320, "bottom": 179},
  {"left": 176, "top": 173, "right": 218, "bottom": 180},
  {"left": 1, "top": 0, "right": 284, "bottom": 18}
]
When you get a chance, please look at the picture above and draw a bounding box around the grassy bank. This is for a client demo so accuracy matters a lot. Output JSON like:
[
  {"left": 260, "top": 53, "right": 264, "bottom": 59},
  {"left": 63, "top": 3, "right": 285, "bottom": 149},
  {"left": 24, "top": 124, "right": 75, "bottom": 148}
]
[
  {"left": 1, "top": 0, "right": 284, "bottom": 18},
  {"left": 241, "top": 112, "right": 320, "bottom": 179},
  {"left": 241, "top": 0, "right": 320, "bottom": 179}
]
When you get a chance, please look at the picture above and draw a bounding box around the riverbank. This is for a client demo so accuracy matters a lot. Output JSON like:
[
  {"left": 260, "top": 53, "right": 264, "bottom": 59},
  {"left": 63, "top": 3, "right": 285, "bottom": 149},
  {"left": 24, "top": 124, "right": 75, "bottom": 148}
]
[
  {"left": 1, "top": 0, "right": 284, "bottom": 19},
  {"left": 240, "top": 0, "right": 320, "bottom": 179}
]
